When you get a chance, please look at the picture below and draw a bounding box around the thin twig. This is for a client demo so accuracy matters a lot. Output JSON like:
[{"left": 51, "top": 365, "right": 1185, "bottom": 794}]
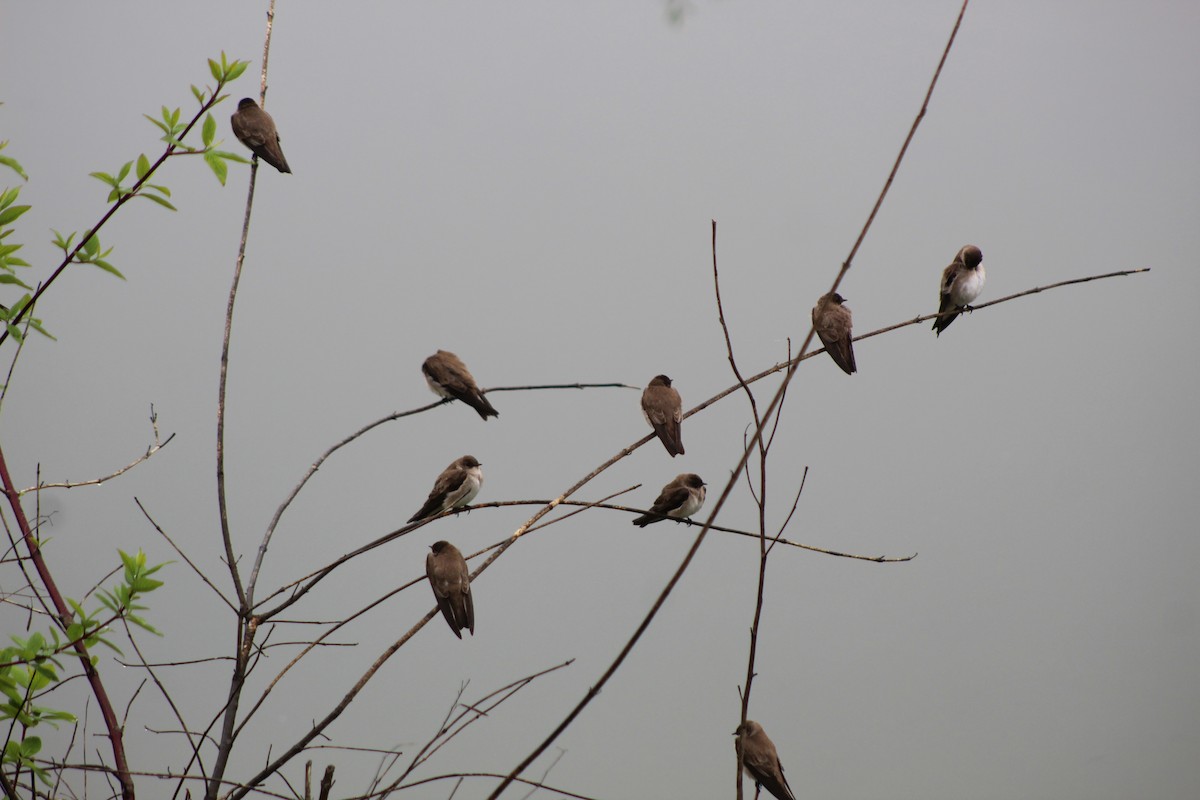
[
  {"left": 21, "top": 434, "right": 174, "bottom": 494},
  {"left": 134, "top": 497, "right": 236, "bottom": 612}
]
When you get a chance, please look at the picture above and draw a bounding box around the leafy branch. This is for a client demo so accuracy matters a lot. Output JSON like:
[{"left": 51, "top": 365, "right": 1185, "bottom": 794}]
[{"left": 0, "top": 52, "right": 251, "bottom": 349}]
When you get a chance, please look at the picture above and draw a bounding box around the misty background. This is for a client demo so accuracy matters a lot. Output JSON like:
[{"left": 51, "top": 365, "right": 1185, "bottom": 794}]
[{"left": 2, "top": 2, "right": 1197, "bottom": 798}]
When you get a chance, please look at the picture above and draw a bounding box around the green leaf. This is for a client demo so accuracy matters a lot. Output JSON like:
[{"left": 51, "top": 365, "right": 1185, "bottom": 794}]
[
  {"left": 143, "top": 114, "right": 170, "bottom": 134},
  {"left": 145, "top": 183, "right": 171, "bottom": 197},
  {"left": 116, "top": 160, "right": 133, "bottom": 184},
  {"left": 51, "top": 229, "right": 74, "bottom": 251},
  {"left": 89, "top": 171, "right": 117, "bottom": 187},
  {"left": 204, "top": 151, "right": 229, "bottom": 185},
  {"left": 92, "top": 260, "right": 125, "bottom": 280},
  {"left": 226, "top": 60, "right": 250, "bottom": 82},
  {"left": 0, "top": 186, "right": 19, "bottom": 207},
  {"left": 6, "top": 323, "right": 22, "bottom": 343},
  {"left": 138, "top": 193, "right": 177, "bottom": 211},
  {"left": 169, "top": 107, "right": 181, "bottom": 127},
  {"left": 27, "top": 320, "right": 54, "bottom": 340},
  {"left": 135, "top": 153, "right": 151, "bottom": 179},
  {"left": 0, "top": 154, "right": 28, "bottom": 181},
  {"left": 132, "top": 577, "right": 164, "bottom": 593},
  {"left": 0, "top": 275, "right": 30, "bottom": 289},
  {"left": 202, "top": 113, "right": 216, "bottom": 147},
  {"left": 127, "top": 615, "right": 162, "bottom": 636},
  {"left": 213, "top": 149, "right": 250, "bottom": 165},
  {"left": 80, "top": 235, "right": 99, "bottom": 259},
  {"left": 0, "top": 204, "right": 29, "bottom": 226},
  {"left": 191, "top": 84, "right": 205, "bottom": 103},
  {"left": 208, "top": 57, "right": 222, "bottom": 82}
]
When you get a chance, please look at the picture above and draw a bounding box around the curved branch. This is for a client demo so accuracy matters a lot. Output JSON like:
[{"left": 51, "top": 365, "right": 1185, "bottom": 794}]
[{"left": 21, "top": 432, "right": 174, "bottom": 495}]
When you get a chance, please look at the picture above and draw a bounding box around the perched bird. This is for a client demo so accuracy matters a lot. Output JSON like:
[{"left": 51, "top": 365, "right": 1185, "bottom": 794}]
[
  {"left": 812, "top": 291, "right": 857, "bottom": 375},
  {"left": 425, "top": 541, "right": 474, "bottom": 638},
  {"left": 933, "top": 245, "right": 986, "bottom": 336},
  {"left": 641, "top": 374, "right": 684, "bottom": 457},
  {"left": 422, "top": 350, "right": 499, "bottom": 420},
  {"left": 734, "top": 720, "right": 796, "bottom": 800},
  {"left": 632, "top": 473, "right": 706, "bottom": 527},
  {"left": 407, "top": 456, "right": 483, "bottom": 523},
  {"left": 230, "top": 98, "right": 291, "bottom": 174}
]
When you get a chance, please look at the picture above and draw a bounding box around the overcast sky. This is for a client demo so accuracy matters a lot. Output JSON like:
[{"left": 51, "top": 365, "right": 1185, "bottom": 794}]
[{"left": 3, "top": 2, "right": 1198, "bottom": 799}]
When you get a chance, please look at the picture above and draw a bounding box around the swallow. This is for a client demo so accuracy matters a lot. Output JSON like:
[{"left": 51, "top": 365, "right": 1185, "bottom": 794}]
[
  {"left": 407, "top": 456, "right": 483, "bottom": 523},
  {"left": 230, "top": 98, "right": 291, "bottom": 174},
  {"left": 812, "top": 291, "right": 857, "bottom": 374},
  {"left": 632, "top": 473, "right": 706, "bottom": 526},
  {"left": 425, "top": 541, "right": 474, "bottom": 638},
  {"left": 933, "top": 245, "right": 985, "bottom": 336},
  {"left": 422, "top": 350, "right": 499, "bottom": 420},
  {"left": 734, "top": 720, "right": 796, "bottom": 800},
  {"left": 641, "top": 374, "right": 684, "bottom": 457}
]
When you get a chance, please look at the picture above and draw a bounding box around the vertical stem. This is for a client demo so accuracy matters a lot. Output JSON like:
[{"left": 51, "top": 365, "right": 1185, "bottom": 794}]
[{"left": 207, "top": 4, "right": 278, "bottom": 798}]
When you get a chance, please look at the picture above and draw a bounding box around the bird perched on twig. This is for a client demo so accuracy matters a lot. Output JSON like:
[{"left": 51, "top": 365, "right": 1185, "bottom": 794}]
[
  {"left": 407, "top": 456, "right": 483, "bottom": 523},
  {"left": 632, "top": 473, "right": 706, "bottom": 526},
  {"left": 641, "top": 374, "right": 684, "bottom": 457},
  {"left": 933, "top": 245, "right": 985, "bottom": 336},
  {"left": 735, "top": 720, "right": 796, "bottom": 800},
  {"left": 812, "top": 291, "right": 857, "bottom": 374},
  {"left": 230, "top": 98, "right": 291, "bottom": 174},
  {"left": 425, "top": 541, "right": 474, "bottom": 639},
  {"left": 422, "top": 350, "right": 499, "bottom": 420}
]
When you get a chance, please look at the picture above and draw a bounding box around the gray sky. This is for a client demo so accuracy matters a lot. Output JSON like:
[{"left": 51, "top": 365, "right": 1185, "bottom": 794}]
[{"left": 3, "top": 2, "right": 1198, "bottom": 798}]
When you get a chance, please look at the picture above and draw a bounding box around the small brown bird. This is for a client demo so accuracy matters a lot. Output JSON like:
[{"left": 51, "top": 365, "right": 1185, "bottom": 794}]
[
  {"left": 734, "top": 720, "right": 796, "bottom": 800},
  {"left": 641, "top": 374, "right": 684, "bottom": 457},
  {"left": 407, "top": 456, "right": 483, "bottom": 523},
  {"left": 422, "top": 350, "right": 499, "bottom": 420},
  {"left": 632, "top": 473, "right": 706, "bottom": 526},
  {"left": 425, "top": 541, "right": 474, "bottom": 639},
  {"left": 933, "top": 244, "right": 986, "bottom": 336},
  {"left": 230, "top": 98, "right": 291, "bottom": 174},
  {"left": 812, "top": 291, "right": 857, "bottom": 375}
]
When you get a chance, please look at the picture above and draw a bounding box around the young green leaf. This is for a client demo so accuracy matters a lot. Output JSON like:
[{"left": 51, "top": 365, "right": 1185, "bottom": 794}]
[
  {"left": 0, "top": 275, "right": 31, "bottom": 289},
  {"left": 0, "top": 154, "right": 28, "bottom": 181},
  {"left": 91, "top": 259, "right": 125, "bottom": 280},
  {"left": 135, "top": 153, "right": 150, "bottom": 179},
  {"left": 26, "top": 318, "right": 54, "bottom": 340},
  {"left": 202, "top": 112, "right": 216, "bottom": 147},
  {"left": 204, "top": 150, "right": 229, "bottom": 185},
  {"left": 208, "top": 57, "right": 222, "bottom": 82},
  {"left": 213, "top": 149, "right": 250, "bottom": 165},
  {"left": 139, "top": 193, "right": 177, "bottom": 211},
  {"left": 0, "top": 204, "right": 29, "bottom": 226},
  {"left": 226, "top": 60, "right": 250, "bottom": 82}
]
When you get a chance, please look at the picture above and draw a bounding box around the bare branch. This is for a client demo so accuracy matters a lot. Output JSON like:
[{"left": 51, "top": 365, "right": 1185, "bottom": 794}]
[
  {"left": 21, "top": 408, "right": 172, "bottom": 494},
  {"left": 134, "top": 497, "right": 236, "bottom": 612}
]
